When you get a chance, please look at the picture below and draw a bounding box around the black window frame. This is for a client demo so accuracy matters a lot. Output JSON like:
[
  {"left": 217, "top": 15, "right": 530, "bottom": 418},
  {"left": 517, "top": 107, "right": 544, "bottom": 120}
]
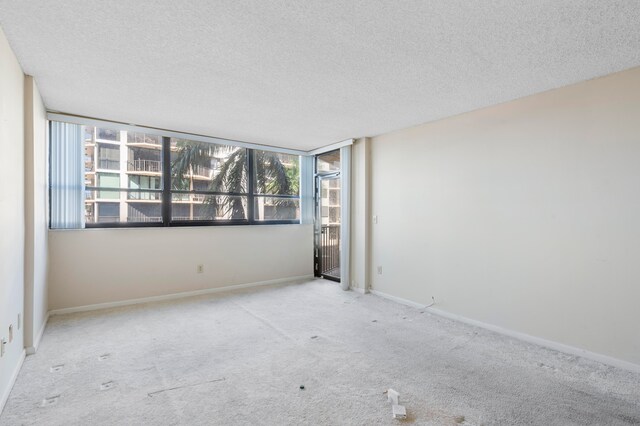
[{"left": 75, "top": 134, "right": 300, "bottom": 228}]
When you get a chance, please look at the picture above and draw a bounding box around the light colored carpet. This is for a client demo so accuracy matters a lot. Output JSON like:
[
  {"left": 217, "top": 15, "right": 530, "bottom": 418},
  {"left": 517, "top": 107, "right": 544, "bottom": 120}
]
[{"left": 2, "top": 279, "right": 639, "bottom": 425}]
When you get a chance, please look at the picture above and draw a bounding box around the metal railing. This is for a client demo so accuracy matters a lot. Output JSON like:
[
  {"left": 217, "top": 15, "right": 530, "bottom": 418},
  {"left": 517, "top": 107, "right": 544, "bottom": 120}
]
[
  {"left": 320, "top": 225, "right": 340, "bottom": 277},
  {"left": 128, "top": 159, "right": 162, "bottom": 173},
  {"left": 126, "top": 216, "right": 162, "bottom": 223},
  {"left": 128, "top": 192, "right": 162, "bottom": 201},
  {"left": 98, "top": 159, "right": 120, "bottom": 170}
]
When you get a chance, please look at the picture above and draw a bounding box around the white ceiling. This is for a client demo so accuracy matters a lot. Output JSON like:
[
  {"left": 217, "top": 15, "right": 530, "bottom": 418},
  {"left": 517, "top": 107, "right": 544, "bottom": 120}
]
[{"left": 1, "top": 1, "right": 639, "bottom": 151}]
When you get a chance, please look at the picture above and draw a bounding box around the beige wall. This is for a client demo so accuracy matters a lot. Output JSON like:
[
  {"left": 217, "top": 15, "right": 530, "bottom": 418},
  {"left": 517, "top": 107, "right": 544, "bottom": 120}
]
[
  {"left": 0, "top": 27, "right": 25, "bottom": 408},
  {"left": 23, "top": 76, "right": 48, "bottom": 351},
  {"left": 48, "top": 225, "right": 314, "bottom": 310},
  {"left": 369, "top": 67, "right": 640, "bottom": 366}
]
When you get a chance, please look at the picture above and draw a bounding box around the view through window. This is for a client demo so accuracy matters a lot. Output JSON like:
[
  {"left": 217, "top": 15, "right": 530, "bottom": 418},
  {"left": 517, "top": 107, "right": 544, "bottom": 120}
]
[{"left": 74, "top": 122, "right": 301, "bottom": 227}]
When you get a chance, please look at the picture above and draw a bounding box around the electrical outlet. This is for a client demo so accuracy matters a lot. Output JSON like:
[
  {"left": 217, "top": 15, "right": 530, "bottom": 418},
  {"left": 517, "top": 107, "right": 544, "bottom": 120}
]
[
  {"left": 197, "top": 264, "right": 204, "bottom": 274},
  {"left": 9, "top": 325, "right": 13, "bottom": 343},
  {"left": 377, "top": 266, "right": 383, "bottom": 275},
  {"left": 0, "top": 338, "right": 6, "bottom": 357},
  {"left": 373, "top": 215, "right": 378, "bottom": 224},
  {"left": 17, "top": 313, "right": 20, "bottom": 329}
]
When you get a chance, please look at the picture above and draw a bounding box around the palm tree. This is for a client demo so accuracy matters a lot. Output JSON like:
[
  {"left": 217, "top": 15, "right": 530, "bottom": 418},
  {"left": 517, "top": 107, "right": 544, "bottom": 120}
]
[{"left": 171, "top": 140, "right": 298, "bottom": 220}]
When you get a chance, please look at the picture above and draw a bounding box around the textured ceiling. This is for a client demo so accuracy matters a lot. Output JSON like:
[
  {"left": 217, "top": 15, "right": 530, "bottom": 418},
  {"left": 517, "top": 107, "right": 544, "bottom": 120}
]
[{"left": 1, "top": 1, "right": 640, "bottom": 151}]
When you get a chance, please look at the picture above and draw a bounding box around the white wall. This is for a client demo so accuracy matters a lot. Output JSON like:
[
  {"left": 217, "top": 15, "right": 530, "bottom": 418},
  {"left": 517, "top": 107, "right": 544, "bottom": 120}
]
[
  {"left": 0, "top": 27, "right": 25, "bottom": 409},
  {"left": 369, "top": 67, "right": 640, "bottom": 367},
  {"left": 350, "top": 138, "right": 370, "bottom": 292},
  {"left": 23, "top": 75, "right": 48, "bottom": 351},
  {"left": 48, "top": 225, "right": 314, "bottom": 310}
]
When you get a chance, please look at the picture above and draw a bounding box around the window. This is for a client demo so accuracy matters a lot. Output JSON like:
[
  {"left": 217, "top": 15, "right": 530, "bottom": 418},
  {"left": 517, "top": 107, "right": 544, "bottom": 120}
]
[
  {"left": 51, "top": 120, "right": 302, "bottom": 228},
  {"left": 82, "top": 125, "right": 163, "bottom": 225},
  {"left": 253, "top": 150, "right": 300, "bottom": 221},
  {"left": 170, "top": 138, "right": 248, "bottom": 222},
  {"left": 97, "top": 145, "right": 120, "bottom": 170},
  {"left": 96, "top": 127, "right": 119, "bottom": 141},
  {"left": 316, "top": 150, "right": 340, "bottom": 173}
]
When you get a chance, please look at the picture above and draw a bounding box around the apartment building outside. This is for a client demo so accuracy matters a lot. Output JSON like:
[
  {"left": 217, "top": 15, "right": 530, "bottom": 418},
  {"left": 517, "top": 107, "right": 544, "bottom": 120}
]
[{"left": 84, "top": 126, "right": 300, "bottom": 224}]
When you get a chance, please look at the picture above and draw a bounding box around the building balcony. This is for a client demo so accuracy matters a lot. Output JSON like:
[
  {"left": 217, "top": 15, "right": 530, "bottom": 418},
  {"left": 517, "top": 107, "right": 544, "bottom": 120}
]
[
  {"left": 172, "top": 193, "right": 209, "bottom": 203},
  {"left": 127, "top": 192, "right": 162, "bottom": 201},
  {"left": 191, "top": 165, "right": 214, "bottom": 179},
  {"left": 128, "top": 159, "right": 162, "bottom": 173}
]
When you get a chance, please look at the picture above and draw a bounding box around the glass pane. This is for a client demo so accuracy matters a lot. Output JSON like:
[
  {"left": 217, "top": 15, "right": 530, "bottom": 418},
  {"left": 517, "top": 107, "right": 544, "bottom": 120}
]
[
  {"left": 320, "top": 177, "right": 340, "bottom": 225},
  {"left": 95, "top": 202, "right": 120, "bottom": 223},
  {"left": 254, "top": 197, "right": 300, "bottom": 221},
  {"left": 96, "top": 127, "right": 120, "bottom": 141},
  {"left": 171, "top": 193, "right": 248, "bottom": 221},
  {"left": 85, "top": 190, "right": 163, "bottom": 224},
  {"left": 127, "top": 132, "right": 161, "bottom": 145},
  {"left": 253, "top": 150, "right": 300, "bottom": 195},
  {"left": 128, "top": 175, "right": 161, "bottom": 190},
  {"left": 316, "top": 150, "right": 340, "bottom": 173},
  {"left": 95, "top": 174, "right": 120, "bottom": 200},
  {"left": 97, "top": 173, "right": 120, "bottom": 190},
  {"left": 170, "top": 138, "right": 247, "bottom": 193},
  {"left": 97, "top": 144, "right": 120, "bottom": 170}
]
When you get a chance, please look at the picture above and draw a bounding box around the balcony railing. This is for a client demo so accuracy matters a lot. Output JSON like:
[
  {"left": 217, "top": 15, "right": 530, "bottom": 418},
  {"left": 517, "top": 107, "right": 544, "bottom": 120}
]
[
  {"left": 173, "top": 193, "right": 207, "bottom": 202},
  {"left": 127, "top": 133, "right": 162, "bottom": 145},
  {"left": 128, "top": 159, "right": 162, "bottom": 173},
  {"left": 320, "top": 225, "right": 340, "bottom": 278},
  {"left": 126, "top": 216, "right": 162, "bottom": 223},
  {"left": 98, "top": 159, "right": 120, "bottom": 170},
  {"left": 128, "top": 192, "right": 162, "bottom": 201}
]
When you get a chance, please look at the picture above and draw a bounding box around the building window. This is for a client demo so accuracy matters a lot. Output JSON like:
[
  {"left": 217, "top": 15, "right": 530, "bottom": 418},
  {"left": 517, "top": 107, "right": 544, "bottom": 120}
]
[
  {"left": 52, "top": 121, "right": 301, "bottom": 228},
  {"left": 96, "top": 127, "right": 119, "bottom": 141}
]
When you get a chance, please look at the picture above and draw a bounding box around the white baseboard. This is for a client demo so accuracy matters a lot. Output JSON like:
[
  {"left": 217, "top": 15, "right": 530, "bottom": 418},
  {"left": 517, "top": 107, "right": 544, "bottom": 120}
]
[
  {"left": 1, "top": 349, "right": 25, "bottom": 415},
  {"left": 369, "top": 289, "right": 423, "bottom": 308},
  {"left": 369, "top": 289, "right": 640, "bottom": 374},
  {"left": 26, "top": 312, "right": 50, "bottom": 355},
  {"left": 49, "top": 275, "right": 314, "bottom": 316},
  {"left": 351, "top": 286, "right": 369, "bottom": 294}
]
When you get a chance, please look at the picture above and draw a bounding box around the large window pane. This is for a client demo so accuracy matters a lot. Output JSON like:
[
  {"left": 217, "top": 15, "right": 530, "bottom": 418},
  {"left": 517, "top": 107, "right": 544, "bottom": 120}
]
[
  {"left": 55, "top": 119, "right": 301, "bottom": 228},
  {"left": 171, "top": 194, "right": 248, "bottom": 221},
  {"left": 170, "top": 138, "right": 247, "bottom": 193},
  {"left": 254, "top": 197, "right": 300, "bottom": 221},
  {"left": 253, "top": 150, "right": 300, "bottom": 195}
]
